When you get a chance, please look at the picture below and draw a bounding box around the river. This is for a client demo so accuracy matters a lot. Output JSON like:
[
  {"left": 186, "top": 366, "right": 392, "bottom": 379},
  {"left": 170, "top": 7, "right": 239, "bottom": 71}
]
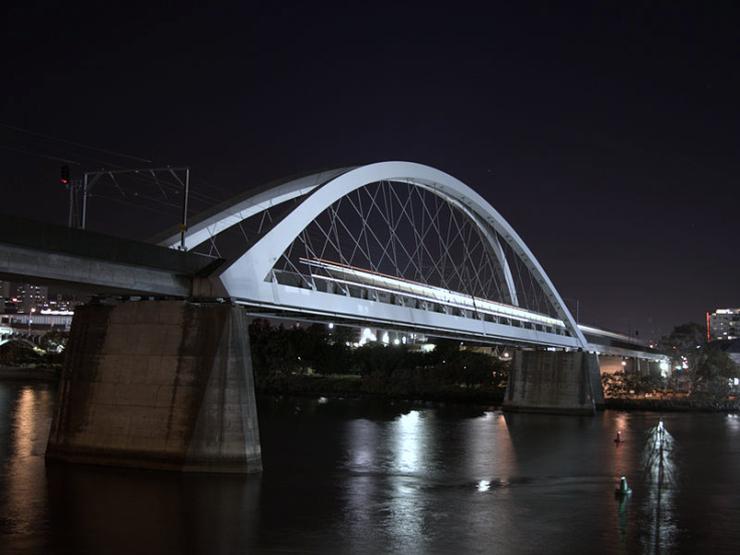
[{"left": 1, "top": 380, "right": 739, "bottom": 554}]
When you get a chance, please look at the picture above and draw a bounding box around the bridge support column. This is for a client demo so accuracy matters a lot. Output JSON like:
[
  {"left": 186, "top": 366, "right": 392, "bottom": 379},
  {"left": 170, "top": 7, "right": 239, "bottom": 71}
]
[
  {"left": 46, "top": 300, "right": 261, "bottom": 473},
  {"left": 504, "top": 349, "right": 602, "bottom": 415}
]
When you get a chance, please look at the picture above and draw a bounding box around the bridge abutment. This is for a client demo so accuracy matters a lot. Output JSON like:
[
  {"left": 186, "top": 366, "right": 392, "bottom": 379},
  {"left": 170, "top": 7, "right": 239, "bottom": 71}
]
[
  {"left": 503, "top": 350, "right": 602, "bottom": 415},
  {"left": 46, "top": 300, "right": 262, "bottom": 473}
]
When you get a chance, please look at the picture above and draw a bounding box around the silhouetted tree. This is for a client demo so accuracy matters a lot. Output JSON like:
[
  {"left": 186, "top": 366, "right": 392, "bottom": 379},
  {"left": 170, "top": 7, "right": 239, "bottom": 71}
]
[
  {"left": 692, "top": 343, "right": 737, "bottom": 398},
  {"left": 658, "top": 322, "right": 737, "bottom": 398}
]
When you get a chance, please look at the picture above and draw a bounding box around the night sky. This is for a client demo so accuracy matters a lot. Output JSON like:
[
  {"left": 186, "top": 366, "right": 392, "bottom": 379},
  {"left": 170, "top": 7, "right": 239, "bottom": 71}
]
[{"left": 1, "top": 2, "right": 738, "bottom": 339}]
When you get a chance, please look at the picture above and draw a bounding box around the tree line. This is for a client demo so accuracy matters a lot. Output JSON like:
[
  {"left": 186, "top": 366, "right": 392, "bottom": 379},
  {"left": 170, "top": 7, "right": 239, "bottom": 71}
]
[
  {"left": 249, "top": 320, "right": 508, "bottom": 393},
  {"left": 603, "top": 322, "right": 737, "bottom": 400}
]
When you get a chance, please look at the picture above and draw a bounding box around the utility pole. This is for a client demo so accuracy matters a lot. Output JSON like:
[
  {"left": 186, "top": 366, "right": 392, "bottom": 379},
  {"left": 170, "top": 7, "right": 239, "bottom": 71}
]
[{"left": 64, "top": 166, "right": 190, "bottom": 238}]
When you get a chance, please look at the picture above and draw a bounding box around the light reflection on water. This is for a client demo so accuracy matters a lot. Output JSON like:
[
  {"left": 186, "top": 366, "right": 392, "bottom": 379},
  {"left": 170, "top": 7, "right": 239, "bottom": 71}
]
[
  {"left": 389, "top": 410, "right": 427, "bottom": 552},
  {"left": 3, "top": 382, "right": 740, "bottom": 553},
  {"left": 640, "top": 421, "right": 678, "bottom": 554},
  {"left": 3, "top": 386, "right": 54, "bottom": 541},
  {"left": 725, "top": 413, "right": 740, "bottom": 433},
  {"left": 393, "top": 410, "right": 425, "bottom": 475}
]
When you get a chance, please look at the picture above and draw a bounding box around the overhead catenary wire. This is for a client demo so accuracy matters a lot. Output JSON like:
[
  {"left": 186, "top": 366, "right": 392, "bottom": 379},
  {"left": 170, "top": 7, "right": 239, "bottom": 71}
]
[
  {"left": 0, "top": 121, "right": 224, "bottom": 203},
  {"left": 0, "top": 144, "right": 81, "bottom": 165},
  {"left": 0, "top": 122, "right": 153, "bottom": 164}
]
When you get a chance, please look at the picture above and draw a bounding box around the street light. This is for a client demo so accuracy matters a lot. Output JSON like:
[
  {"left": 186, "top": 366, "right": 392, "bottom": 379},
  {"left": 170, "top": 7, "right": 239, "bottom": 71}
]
[{"left": 28, "top": 307, "right": 36, "bottom": 336}]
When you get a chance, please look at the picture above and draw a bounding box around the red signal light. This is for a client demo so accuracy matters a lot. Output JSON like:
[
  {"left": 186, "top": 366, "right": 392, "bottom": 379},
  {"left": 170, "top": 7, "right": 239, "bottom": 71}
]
[{"left": 60, "top": 165, "right": 70, "bottom": 185}]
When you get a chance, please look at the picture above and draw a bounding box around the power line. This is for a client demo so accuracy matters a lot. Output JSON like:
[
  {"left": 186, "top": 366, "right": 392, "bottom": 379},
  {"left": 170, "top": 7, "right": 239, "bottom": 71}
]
[
  {"left": 0, "top": 144, "right": 81, "bottom": 165},
  {"left": 0, "top": 122, "right": 153, "bottom": 164},
  {"left": 1, "top": 123, "right": 231, "bottom": 206},
  {"left": 87, "top": 193, "right": 183, "bottom": 216}
]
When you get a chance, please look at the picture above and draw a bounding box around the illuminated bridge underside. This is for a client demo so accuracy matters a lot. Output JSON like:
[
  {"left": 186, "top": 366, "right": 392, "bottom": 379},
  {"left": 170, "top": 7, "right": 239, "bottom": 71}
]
[{"left": 159, "top": 161, "right": 661, "bottom": 361}]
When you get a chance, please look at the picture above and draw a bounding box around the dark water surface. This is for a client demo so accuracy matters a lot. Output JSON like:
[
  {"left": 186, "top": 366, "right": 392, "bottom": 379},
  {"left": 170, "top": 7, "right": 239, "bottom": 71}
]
[{"left": 2, "top": 381, "right": 740, "bottom": 554}]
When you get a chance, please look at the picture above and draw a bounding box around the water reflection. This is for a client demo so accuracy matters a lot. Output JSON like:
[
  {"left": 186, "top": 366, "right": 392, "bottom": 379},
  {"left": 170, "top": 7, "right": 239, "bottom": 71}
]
[
  {"left": 725, "top": 413, "right": 740, "bottom": 434},
  {"left": 616, "top": 485, "right": 631, "bottom": 545},
  {"left": 462, "top": 410, "right": 517, "bottom": 482},
  {"left": 393, "top": 410, "right": 426, "bottom": 475},
  {"left": 45, "top": 464, "right": 261, "bottom": 554},
  {"left": 612, "top": 412, "right": 635, "bottom": 480},
  {"left": 640, "top": 420, "right": 678, "bottom": 554},
  {"left": 387, "top": 410, "right": 428, "bottom": 551},
  {"left": 346, "top": 418, "right": 380, "bottom": 470},
  {"left": 3, "top": 385, "right": 54, "bottom": 544},
  {"left": 5, "top": 385, "right": 740, "bottom": 553},
  {"left": 610, "top": 411, "right": 635, "bottom": 549},
  {"left": 343, "top": 418, "right": 380, "bottom": 548}
]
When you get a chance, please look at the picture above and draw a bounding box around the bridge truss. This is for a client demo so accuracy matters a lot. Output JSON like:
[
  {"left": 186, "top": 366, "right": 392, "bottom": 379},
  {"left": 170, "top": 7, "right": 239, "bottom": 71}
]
[{"left": 157, "top": 162, "right": 655, "bottom": 359}]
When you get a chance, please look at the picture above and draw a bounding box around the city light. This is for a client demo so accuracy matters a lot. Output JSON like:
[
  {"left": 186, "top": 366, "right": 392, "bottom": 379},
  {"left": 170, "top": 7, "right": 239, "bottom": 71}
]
[
  {"left": 659, "top": 360, "right": 670, "bottom": 378},
  {"left": 358, "top": 327, "right": 376, "bottom": 346}
]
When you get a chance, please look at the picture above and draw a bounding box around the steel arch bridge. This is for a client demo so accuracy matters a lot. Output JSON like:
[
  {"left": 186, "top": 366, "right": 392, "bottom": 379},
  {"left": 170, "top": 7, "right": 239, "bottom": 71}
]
[{"left": 156, "top": 161, "right": 647, "bottom": 357}]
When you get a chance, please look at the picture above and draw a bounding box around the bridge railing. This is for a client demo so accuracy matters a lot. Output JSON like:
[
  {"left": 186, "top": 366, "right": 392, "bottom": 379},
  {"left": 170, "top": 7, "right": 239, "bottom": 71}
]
[{"left": 269, "top": 258, "right": 575, "bottom": 339}]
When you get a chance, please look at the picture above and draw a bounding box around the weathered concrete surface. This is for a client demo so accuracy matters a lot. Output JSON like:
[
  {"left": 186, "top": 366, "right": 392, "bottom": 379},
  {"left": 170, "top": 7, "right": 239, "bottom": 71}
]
[
  {"left": 503, "top": 350, "right": 601, "bottom": 415},
  {"left": 588, "top": 353, "right": 605, "bottom": 409},
  {"left": 46, "top": 300, "right": 261, "bottom": 473}
]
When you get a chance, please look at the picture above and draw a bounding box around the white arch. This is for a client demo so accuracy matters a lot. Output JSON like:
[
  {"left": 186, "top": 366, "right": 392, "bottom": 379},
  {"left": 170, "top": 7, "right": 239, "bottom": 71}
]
[
  {"left": 167, "top": 164, "right": 518, "bottom": 306},
  {"left": 156, "top": 168, "right": 352, "bottom": 250},
  {"left": 214, "top": 161, "right": 587, "bottom": 347}
]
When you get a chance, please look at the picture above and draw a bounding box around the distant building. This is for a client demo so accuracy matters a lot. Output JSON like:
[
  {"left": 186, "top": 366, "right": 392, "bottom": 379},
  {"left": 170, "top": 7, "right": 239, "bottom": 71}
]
[
  {"left": 0, "top": 280, "right": 10, "bottom": 307},
  {"left": 0, "top": 282, "right": 51, "bottom": 314},
  {"left": 13, "top": 283, "right": 49, "bottom": 314},
  {"left": 708, "top": 308, "right": 740, "bottom": 341},
  {"left": 716, "top": 338, "right": 740, "bottom": 367},
  {"left": 1, "top": 280, "right": 84, "bottom": 320},
  {"left": 47, "top": 292, "right": 82, "bottom": 313}
]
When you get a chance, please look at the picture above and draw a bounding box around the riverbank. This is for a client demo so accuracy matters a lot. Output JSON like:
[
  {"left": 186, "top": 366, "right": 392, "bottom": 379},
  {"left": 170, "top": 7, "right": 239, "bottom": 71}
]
[
  {"left": 4, "top": 365, "right": 738, "bottom": 412},
  {"left": 605, "top": 396, "right": 740, "bottom": 412},
  {"left": 0, "top": 365, "right": 60, "bottom": 382},
  {"left": 260, "top": 375, "right": 740, "bottom": 411},
  {"left": 256, "top": 373, "right": 507, "bottom": 404}
]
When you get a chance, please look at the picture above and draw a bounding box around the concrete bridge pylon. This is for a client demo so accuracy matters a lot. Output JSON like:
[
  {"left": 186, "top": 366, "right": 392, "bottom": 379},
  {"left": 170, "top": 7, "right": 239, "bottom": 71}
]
[{"left": 46, "top": 300, "right": 262, "bottom": 473}]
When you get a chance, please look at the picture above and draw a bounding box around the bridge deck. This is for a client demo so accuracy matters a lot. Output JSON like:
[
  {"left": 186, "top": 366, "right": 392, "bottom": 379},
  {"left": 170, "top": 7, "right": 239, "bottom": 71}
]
[{"left": 0, "top": 215, "right": 221, "bottom": 296}]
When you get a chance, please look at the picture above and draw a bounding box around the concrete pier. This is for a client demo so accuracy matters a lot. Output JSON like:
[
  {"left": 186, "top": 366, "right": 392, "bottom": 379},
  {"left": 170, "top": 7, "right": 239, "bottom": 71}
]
[
  {"left": 503, "top": 350, "right": 602, "bottom": 415},
  {"left": 46, "top": 300, "right": 261, "bottom": 473}
]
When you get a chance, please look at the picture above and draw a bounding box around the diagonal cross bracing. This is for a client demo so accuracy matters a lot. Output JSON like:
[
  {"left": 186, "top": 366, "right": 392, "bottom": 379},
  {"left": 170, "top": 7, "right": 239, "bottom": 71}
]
[{"left": 179, "top": 162, "right": 588, "bottom": 348}]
